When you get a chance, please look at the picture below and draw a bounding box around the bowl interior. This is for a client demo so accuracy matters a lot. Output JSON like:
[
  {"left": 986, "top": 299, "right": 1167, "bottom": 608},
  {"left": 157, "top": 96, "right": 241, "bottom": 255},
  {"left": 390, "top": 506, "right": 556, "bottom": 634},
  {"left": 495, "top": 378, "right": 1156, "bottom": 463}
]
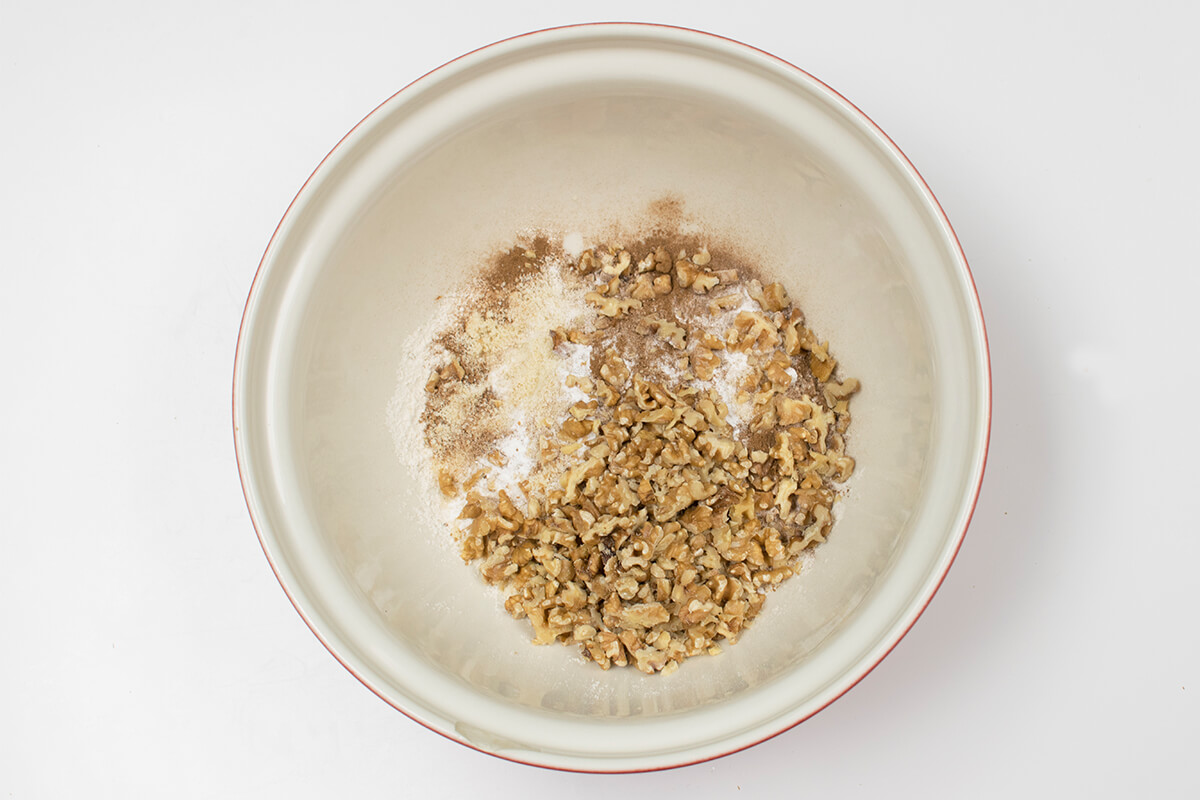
[{"left": 235, "top": 26, "right": 988, "bottom": 769}]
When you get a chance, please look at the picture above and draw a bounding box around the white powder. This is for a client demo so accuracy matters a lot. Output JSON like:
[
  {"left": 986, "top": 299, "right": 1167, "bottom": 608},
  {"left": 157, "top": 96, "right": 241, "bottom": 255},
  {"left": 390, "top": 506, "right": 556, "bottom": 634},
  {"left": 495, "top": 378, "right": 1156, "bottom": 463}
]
[
  {"left": 550, "top": 341, "right": 595, "bottom": 415},
  {"left": 709, "top": 348, "right": 754, "bottom": 432},
  {"left": 687, "top": 283, "right": 759, "bottom": 433},
  {"left": 388, "top": 252, "right": 595, "bottom": 523},
  {"left": 386, "top": 300, "right": 469, "bottom": 544},
  {"left": 487, "top": 427, "right": 539, "bottom": 508},
  {"left": 562, "top": 231, "right": 585, "bottom": 259}
]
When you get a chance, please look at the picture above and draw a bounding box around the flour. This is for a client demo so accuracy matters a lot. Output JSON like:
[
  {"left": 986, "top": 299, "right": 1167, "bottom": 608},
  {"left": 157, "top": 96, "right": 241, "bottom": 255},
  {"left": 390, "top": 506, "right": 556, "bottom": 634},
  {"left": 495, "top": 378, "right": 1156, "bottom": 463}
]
[
  {"left": 386, "top": 299, "right": 468, "bottom": 543},
  {"left": 708, "top": 348, "right": 754, "bottom": 432}
]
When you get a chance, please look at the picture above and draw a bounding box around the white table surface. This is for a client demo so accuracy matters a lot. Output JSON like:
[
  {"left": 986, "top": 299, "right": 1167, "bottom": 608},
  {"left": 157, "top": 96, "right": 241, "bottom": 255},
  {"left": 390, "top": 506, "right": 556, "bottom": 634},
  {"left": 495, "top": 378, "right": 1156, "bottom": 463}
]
[{"left": 3, "top": 1, "right": 1197, "bottom": 796}]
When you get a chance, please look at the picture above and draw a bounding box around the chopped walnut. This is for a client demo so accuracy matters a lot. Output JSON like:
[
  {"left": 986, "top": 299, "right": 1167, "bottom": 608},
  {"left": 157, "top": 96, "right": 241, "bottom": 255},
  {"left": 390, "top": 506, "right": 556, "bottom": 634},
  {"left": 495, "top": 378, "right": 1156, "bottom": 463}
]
[
  {"left": 430, "top": 236, "right": 859, "bottom": 675},
  {"left": 675, "top": 259, "right": 700, "bottom": 288},
  {"left": 691, "top": 346, "right": 721, "bottom": 380},
  {"left": 629, "top": 274, "right": 658, "bottom": 301},
  {"left": 691, "top": 273, "right": 720, "bottom": 293},
  {"left": 760, "top": 282, "right": 790, "bottom": 311},
  {"left": 809, "top": 349, "right": 836, "bottom": 382},
  {"left": 708, "top": 293, "right": 741, "bottom": 315},
  {"left": 586, "top": 292, "right": 642, "bottom": 318},
  {"left": 602, "top": 250, "right": 633, "bottom": 277},
  {"left": 576, "top": 250, "right": 597, "bottom": 274},
  {"left": 636, "top": 317, "right": 688, "bottom": 350}
]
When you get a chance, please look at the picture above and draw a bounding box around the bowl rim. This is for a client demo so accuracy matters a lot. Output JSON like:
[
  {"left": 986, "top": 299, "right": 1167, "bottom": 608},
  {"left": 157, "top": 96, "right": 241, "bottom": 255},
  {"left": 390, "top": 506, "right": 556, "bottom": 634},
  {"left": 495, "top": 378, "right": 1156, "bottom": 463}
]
[{"left": 232, "top": 21, "right": 991, "bottom": 773}]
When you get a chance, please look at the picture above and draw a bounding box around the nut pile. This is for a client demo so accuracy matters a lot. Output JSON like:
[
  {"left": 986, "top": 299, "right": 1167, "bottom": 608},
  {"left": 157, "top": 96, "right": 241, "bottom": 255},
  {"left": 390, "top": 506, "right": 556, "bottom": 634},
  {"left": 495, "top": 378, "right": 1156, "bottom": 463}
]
[{"left": 426, "top": 239, "right": 859, "bottom": 675}]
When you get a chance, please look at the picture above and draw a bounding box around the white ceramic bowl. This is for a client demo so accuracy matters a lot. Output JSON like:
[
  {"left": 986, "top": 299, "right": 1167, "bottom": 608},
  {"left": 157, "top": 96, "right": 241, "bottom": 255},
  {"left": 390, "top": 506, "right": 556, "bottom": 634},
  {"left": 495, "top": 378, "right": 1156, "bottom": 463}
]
[{"left": 234, "top": 24, "right": 990, "bottom": 772}]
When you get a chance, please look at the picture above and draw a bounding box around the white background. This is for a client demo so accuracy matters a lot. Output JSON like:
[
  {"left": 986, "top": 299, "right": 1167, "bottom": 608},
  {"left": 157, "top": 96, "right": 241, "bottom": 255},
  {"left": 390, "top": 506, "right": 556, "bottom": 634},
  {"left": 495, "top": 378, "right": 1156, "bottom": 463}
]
[{"left": 3, "top": 1, "right": 1197, "bottom": 796}]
